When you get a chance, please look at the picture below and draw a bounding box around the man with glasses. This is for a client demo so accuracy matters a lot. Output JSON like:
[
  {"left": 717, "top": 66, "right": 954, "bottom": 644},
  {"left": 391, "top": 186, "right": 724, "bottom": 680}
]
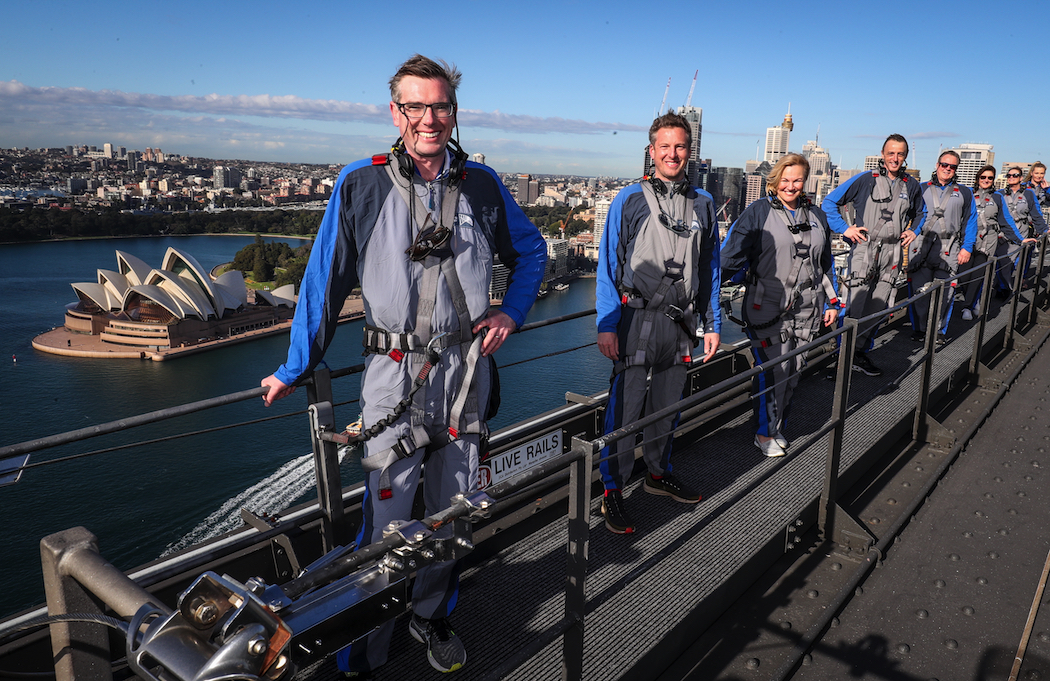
[
  {"left": 261, "top": 54, "right": 546, "bottom": 678},
  {"left": 905, "top": 150, "right": 977, "bottom": 344},
  {"left": 594, "top": 111, "right": 721, "bottom": 535},
  {"left": 822, "top": 134, "right": 924, "bottom": 376}
]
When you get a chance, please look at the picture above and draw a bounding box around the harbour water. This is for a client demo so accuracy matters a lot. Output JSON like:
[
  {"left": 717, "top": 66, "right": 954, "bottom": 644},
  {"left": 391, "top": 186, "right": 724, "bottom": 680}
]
[{"left": 0, "top": 235, "right": 610, "bottom": 618}]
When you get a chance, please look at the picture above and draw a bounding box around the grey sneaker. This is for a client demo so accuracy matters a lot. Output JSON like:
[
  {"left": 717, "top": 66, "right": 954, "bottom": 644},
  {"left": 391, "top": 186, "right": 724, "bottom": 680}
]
[{"left": 409, "top": 614, "right": 466, "bottom": 673}]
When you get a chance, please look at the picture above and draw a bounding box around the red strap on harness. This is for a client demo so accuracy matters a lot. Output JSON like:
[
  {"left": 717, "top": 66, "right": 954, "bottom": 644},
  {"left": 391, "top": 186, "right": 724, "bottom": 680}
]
[
  {"left": 388, "top": 349, "right": 404, "bottom": 362},
  {"left": 379, "top": 488, "right": 392, "bottom": 500},
  {"left": 371, "top": 154, "right": 389, "bottom": 166},
  {"left": 448, "top": 426, "right": 459, "bottom": 440}
]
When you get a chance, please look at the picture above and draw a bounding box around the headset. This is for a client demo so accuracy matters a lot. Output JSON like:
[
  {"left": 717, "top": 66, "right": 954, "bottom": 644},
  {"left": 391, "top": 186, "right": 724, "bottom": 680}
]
[
  {"left": 390, "top": 137, "right": 469, "bottom": 188},
  {"left": 646, "top": 172, "right": 690, "bottom": 197},
  {"left": 876, "top": 157, "right": 908, "bottom": 176},
  {"left": 767, "top": 189, "right": 811, "bottom": 211}
]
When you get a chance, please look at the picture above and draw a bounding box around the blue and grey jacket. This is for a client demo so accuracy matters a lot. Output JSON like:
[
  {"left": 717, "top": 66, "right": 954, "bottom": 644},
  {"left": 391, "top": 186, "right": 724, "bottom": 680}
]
[
  {"left": 973, "top": 188, "right": 1025, "bottom": 252},
  {"left": 999, "top": 186, "right": 1048, "bottom": 239},
  {"left": 596, "top": 181, "right": 721, "bottom": 335},
  {"left": 821, "top": 169, "right": 924, "bottom": 238},
  {"left": 274, "top": 155, "right": 547, "bottom": 387},
  {"left": 721, "top": 197, "right": 838, "bottom": 328},
  {"left": 913, "top": 180, "right": 978, "bottom": 253}
]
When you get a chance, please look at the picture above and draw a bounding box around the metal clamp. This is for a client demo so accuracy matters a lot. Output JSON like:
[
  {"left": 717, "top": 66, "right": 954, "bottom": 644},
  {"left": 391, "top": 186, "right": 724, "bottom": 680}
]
[{"left": 452, "top": 491, "right": 496, "bottom": 520}]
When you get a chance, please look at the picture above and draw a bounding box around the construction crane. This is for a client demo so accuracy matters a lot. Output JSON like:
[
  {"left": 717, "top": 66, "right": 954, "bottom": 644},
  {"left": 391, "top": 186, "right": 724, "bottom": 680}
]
[
  {"left": 684, "top": 70, "right": 698, "bottom": 108},
  {"left": 658, "top": 77, "right": 670, "bottom": 116}
]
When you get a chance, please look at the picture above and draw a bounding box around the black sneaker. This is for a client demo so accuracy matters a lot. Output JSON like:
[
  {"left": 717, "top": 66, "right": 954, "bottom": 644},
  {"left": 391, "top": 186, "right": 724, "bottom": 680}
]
[
  {"left": 601, "top": 489, "right": 635, "bottom": 534},
  {"left": 935, "top": 333, "right": 948, "bottom": 347},
  {"left": 409, "top": 614, "right": 466, "bottom": 673},
  {"left": 910, "top": 330, "right": 926, "bottom": 343},
  {"left": 644, "top": 471, "right": 701, "bottom": 503},
  {"left": 851, "top": 352, "right": 882, "bottom": 377}
]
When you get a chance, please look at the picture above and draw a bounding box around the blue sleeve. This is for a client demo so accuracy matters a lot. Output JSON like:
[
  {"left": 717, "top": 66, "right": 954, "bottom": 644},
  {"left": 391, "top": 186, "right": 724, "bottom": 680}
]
[
  {"left": 911, "top": 182, "right": 929, "bottom": 235},
  {"left": 995, "top": 194, "right": 1026, "bottom": 242},
  {"left": 475, "top": 164, "right": 547, "bottom": 328},
  {"left": 821, "top": 172, "right": 865, "bottom": 234},
  {"left": 595, "top": 187, "right": 633, "bottom": 334},
  {"left": 1028, "top": 190, "right": 1048, "bottom": 236},
  {"left": 274, "top": 162, "right": 366, "bottom": 386},
  {"left": 720, "top": 202, "right": 761, "bottom": 283},
  {"left": 960, "top": 187, "right": 978, "bottom": 252},
  {"left": 698, "top": 190, "right": 722, "bottom": 334}
]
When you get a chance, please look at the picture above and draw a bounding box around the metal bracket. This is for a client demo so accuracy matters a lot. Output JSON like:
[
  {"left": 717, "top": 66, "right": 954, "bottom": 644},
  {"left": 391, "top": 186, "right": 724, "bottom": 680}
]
[
  {"left": 920, "top": 416, "right": 956, "bottom": 450},
  {"left": 565, "top": 392, "right": 599, "bottom": 406},
  {"left": 828, "top": 503, "right": 876, "bottom": 564},
  {"left": 240, "top": 509, "right": 302, "bottom": 580},
  {"left": 452, "top": 490, "right": 496, "bottom": 520}
]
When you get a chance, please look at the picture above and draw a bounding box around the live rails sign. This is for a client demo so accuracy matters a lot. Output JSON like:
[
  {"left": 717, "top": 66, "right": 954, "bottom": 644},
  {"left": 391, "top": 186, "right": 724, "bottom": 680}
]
[{"left": 479, "top": 430, "right": 562, "bottom": 489}]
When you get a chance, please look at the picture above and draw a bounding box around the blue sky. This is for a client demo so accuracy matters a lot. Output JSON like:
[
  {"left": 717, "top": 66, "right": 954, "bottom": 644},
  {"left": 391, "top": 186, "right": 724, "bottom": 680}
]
[{"left": 0, "top": 0, "right": 1043, "bottom": 178}]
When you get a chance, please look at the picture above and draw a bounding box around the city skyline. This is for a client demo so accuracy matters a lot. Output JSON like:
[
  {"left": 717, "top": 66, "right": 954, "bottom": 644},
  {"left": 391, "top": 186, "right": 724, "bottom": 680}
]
[{"left": 0, "top": 0, "right": 1044, "bottom": 177}]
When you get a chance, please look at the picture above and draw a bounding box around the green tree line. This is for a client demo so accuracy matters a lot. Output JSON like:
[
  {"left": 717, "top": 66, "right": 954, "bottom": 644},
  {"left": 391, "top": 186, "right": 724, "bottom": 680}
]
[
  {"left": 0, "top": 206, "right": 323, "bottom": 243},
  {"left": 523, "top": 205, "right": 593, "bottom": 238},
  {"left": 231, "top": 235, "right": 312, "bottom": 289}
]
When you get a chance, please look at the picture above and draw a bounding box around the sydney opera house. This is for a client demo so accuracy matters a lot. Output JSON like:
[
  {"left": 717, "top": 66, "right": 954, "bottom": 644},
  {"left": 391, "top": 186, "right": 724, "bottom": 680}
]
[{"left": 63, "top": 247, "right": 296, "bottom": 352}]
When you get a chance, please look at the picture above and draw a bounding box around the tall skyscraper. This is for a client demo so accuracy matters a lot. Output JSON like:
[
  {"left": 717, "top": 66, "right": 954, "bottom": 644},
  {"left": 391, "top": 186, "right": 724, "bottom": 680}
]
[
  {"left": 675, "top": 105, "right": 703, "bottom": 187},
  {"left": 594, "top": 198, "right": 611, "bottom": 247},
  {"left": 764, "top": 107, "right": 793, "bottom": 164}
]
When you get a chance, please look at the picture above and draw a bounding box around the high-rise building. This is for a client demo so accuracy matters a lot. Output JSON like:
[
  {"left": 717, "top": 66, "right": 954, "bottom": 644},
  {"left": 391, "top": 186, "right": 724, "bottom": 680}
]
[
  {"left": 675, "top": 105, "right": 703, "bottom": 187},
  {"left": 954, "top": 143, "right": 994, "bottom": 187},
  {"left": 594, "top": 198, "right": 611, "bottom": 247},
  {"left": 863, "top": 155, "right": 881, "bottom": 171},
  {"left": 517, "top": 174, "right": 531, "bottom": 204},
  {"left": 764, "top": 108, "right": 793, "bottom": 164},
  {"left": 472, "top": 153, "right": 485, "bottom": 165},
  {"left": 103, "top": 143, "right": 113, "bottom": 159}
]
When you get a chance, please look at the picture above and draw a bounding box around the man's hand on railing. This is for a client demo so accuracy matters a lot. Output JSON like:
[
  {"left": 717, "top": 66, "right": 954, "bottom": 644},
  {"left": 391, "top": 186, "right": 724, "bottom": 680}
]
[{"left": 261, "top": 375, "right": 295, "bottom": 406}]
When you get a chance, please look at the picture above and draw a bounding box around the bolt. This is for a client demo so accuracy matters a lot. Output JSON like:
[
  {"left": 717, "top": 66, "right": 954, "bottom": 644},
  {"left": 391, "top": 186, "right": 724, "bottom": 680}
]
[
  {"left": 273, "top": 656, "right": 288, "bottom": 672},
  {"left": 247, "top": 634, "right": 268, "bottom": 656},
  {"left": 194, "top": 601, "right": 219, "bottom": 626}
]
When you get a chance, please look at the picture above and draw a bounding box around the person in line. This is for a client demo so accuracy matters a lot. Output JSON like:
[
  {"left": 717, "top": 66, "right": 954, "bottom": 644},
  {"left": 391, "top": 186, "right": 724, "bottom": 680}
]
[
  {"left": 821, "top": 134, "right": 924, "bottom": 377},
  {"left": 721, "top": 154, "right": 839, "bottom": 458},
  {"left": 1025, "top": 162, "right": 1050, "bottom": 217},
  {"left": 957, "top": 165, "right": 1027, "bottom": 320},
  {"left": 260, "top": 54, "right": 546, "bottom": 678},
  {"left": 595, "top": 111, "right": 721, "bottom": 534},
  {"left": 998, "top": 165, "right": 1048, "bottom": 295},
  {"left": 905, "top": 150, "right": 976, "bottom": 344}
]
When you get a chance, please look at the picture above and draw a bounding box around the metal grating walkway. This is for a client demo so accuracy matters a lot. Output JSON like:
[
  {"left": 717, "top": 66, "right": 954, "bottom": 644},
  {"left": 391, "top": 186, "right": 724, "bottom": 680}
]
[{"left": 298, "top": 290, "right": 1029, "bottom": 681}]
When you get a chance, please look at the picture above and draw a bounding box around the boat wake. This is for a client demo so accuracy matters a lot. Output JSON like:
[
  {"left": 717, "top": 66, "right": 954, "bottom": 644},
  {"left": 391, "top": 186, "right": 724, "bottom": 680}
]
[{"left": 163, "top": 450, "right": 342, "bottom": 556}]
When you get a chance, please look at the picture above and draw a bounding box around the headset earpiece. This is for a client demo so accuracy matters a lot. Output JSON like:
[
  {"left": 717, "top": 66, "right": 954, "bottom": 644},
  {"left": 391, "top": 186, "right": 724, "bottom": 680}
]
[
  {"left": 767, "top": 189, "right": 784, "bottom": 210},
  {"left": 648, "top": 174, "right": 667, "bottom": 196},
  {"left": 391, "top": 138, "right": 414, "bottom": 180}
]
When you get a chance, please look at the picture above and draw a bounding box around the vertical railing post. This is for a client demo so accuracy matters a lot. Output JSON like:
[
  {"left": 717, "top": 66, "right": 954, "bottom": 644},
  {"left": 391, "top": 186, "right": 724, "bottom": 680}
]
[
  {"left": 1029, "top": 236, "right": 1048, "bottom": 324},
  {"left": 562, "top": 436, "right": 592, "bottom": 681},
  {"left": 305, "top": 367, "right": 347, "bottom": 552},
  {"left": 818, "top": 319, "right": 856, "bottom": 543},
  {"left": 913, "top": 283, "right": 943, "bottom": 443},
  {"left": 1005, "top": 243, "right": 1028, "bottom": 350},
  {"left": 969, "top": 258, "right": 996, "bottom": 381},
  {"left": 40, "top": 528, "right": 113, "bottom": 681}
]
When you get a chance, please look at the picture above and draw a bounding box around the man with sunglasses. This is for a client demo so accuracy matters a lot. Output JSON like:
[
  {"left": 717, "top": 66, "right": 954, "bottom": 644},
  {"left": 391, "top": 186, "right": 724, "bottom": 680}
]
[
  {"left": 594, "top": 112, "right": 721, "bottom": 535},
  {"left": 821, "top": 134, "right": 924, "bottom": 376},
  {"left": 261, "top": 54, "right": 546, "bottom": 678},
  {"left": 905, "top": 150, "right": 977, "bottom": 344}
]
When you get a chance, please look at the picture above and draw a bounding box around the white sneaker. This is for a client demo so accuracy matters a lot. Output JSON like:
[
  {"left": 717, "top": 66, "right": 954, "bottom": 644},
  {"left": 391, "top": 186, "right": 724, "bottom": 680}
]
[
  {"left": 961, "top": 308, "right": 973, "bottom": 321},
  {"left": 754, "top": 435, "right": 786, "bottom": 457},
  {"left": 774, "top": 435, "right": 789, "bottom": 449}
]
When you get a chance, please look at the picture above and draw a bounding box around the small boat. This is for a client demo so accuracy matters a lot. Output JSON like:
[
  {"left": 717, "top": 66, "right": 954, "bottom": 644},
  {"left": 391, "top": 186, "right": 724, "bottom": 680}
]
[{"left": 554, "top": 283, "right": 569, "bottom": 291}]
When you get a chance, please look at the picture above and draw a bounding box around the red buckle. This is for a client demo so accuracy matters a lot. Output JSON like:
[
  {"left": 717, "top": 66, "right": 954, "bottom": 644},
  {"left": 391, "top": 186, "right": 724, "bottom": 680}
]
[
  {"left": 379, "top": 488, "right": 392, "bottom": 500},
  {"left": 621, "top": 293, "right": 629, "bottom": 304},
  {"left": 388, "top": 349, "right": 404, "bottom": 362},
  {"left": 752, "top": 303, "right": 761, "bottom": 310},
  {"left": 371, "top": 154, "right": 389, "bottom": 166},
  {"left": 682, "top": 355, "right": 692, "bottom": 363},
  {"left": 829, "top": 297, "right": 839, "bottom": 306},
  {"left": 448, "top": 427, "right": 459, "bottom": 440}
]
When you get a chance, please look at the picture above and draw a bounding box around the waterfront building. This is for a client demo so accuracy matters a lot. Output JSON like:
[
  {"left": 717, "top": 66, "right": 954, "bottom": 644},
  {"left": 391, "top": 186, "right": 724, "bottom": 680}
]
[
  {"left": 594, "top": 198, "right": 611, "bottom": 249},
  {"left": 545, "top": 238, "right": 570, "bottom": 279},
  {"left": 65, "top": 247, "right": 295, "bottom": 352}
]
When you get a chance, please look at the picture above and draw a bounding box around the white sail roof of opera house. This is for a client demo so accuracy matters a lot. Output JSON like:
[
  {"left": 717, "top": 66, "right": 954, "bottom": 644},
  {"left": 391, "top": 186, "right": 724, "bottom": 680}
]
[{"left": 70, "top": 247, "right": 258, "bottom": 322}]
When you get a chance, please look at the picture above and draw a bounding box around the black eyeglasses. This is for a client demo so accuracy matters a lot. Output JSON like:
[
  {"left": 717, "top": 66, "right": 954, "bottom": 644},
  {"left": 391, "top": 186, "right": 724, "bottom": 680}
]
[
  {"left": 406, "top": 225, "right": 452, "bottom": 261},
  {"left": 938, "top": 162, "right": 958, "bottom": 170},
  {"left": 1007, "top": 173, "right": 1022, "bottom": 178},
  {"left": 396, "top": 102, "right": 456, "bottom": 119}
]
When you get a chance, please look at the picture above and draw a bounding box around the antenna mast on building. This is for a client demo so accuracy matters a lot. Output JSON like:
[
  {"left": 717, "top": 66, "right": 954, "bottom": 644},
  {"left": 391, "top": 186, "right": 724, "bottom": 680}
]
[{"left": 685, "top": 70, "right": 697, "bottom": 107}]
